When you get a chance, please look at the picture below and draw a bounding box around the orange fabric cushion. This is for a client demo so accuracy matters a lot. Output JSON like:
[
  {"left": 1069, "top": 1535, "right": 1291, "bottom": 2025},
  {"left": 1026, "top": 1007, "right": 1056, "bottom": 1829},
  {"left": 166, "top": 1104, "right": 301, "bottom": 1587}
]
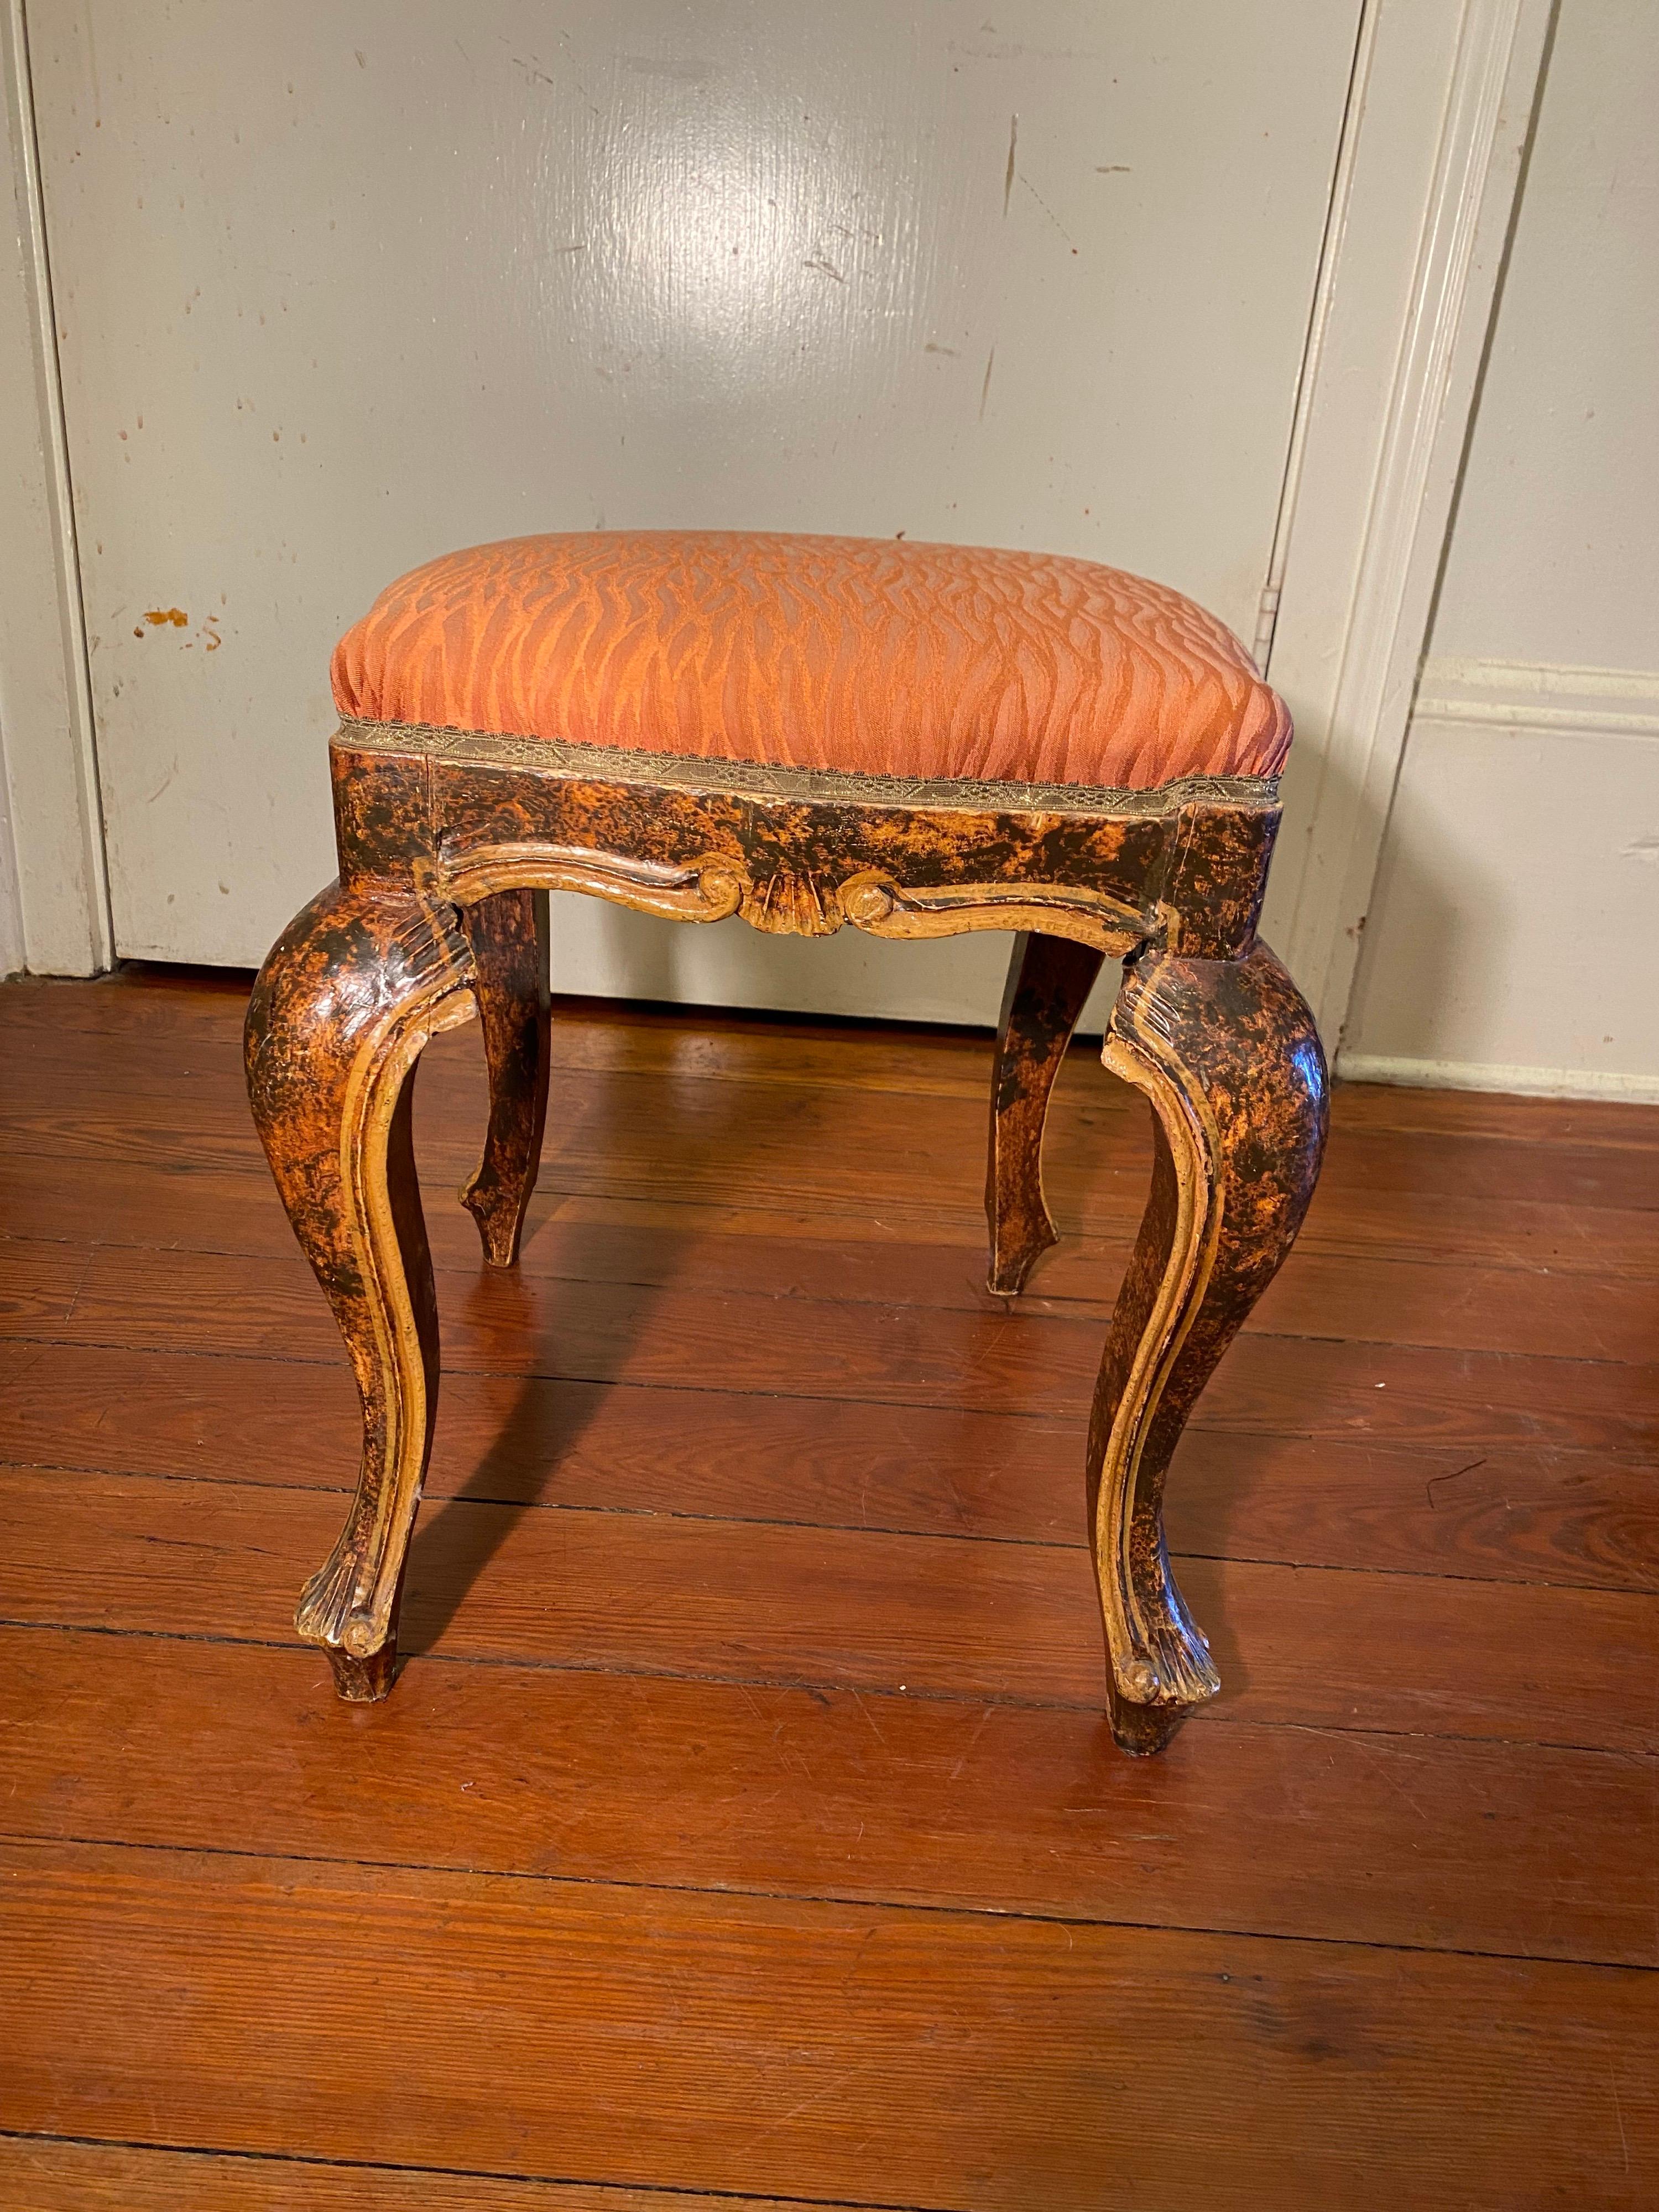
[{"left": 332, "top": 531, "right": 1288, "bottom": 790}]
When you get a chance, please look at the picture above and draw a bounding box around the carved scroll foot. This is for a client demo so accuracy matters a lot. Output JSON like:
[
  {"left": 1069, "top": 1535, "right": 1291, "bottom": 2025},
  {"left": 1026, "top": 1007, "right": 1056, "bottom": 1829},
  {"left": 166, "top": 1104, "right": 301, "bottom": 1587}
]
[
  {"left": 458, "top": 889, "right": 551, "bottom": 1267},
  {"left": 1090, "top": 938, "right": 1327, "bottom": 1754},
  {"left": 985, "top": 932, "right": 1107, "bottom": 1294},
  {"left": 245, "top": 878, "right": 477, "bottom": 1699}
]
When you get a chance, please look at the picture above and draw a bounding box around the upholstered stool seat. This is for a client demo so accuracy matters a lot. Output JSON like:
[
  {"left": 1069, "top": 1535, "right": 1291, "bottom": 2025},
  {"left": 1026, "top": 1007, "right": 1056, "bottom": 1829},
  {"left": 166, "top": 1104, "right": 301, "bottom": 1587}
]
[
  {"left": 248, "top": 526, "right": 1328, "bottom": 1761},
  {"left": 331, "top": 531, "right": 1291, "bottom": 792}
]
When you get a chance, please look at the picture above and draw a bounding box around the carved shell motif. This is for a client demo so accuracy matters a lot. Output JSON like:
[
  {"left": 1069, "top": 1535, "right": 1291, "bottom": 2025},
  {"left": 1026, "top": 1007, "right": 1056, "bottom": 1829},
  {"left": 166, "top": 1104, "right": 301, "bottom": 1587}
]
[
  {"left": 689, "top": 858, "right": 899, "bottom": 938},
  {"left": 742, "top": 866, "right": 837, "bottom": 936}
]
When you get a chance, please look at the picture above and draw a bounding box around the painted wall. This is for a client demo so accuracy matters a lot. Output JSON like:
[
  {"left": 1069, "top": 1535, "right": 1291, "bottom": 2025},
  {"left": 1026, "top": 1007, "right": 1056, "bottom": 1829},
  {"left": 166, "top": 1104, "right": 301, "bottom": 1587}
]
[
  {"left": 1342, "top": 0, "right": 1659, "bottom": 1095},
  {"left": 27, "top": 0, "right": 1358, "bottom": 1020},
  {"left": 0, "top": 28, "right": 31, "bottom": 981}
]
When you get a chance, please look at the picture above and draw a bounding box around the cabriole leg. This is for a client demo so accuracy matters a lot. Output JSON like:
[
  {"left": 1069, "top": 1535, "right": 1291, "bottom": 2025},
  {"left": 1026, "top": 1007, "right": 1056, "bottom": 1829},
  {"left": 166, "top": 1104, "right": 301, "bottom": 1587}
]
[
  {"left": 1091, "top": 938, "right": 1327, "bottom": 1754},
  {"left": 244, "top": 879, "right": 477, "bottom": 1700},
  {"left": 985, "top": 932, "right": 1107, "bottom": 1293},
  {"left": 459, "top": 888, "right": 551, "bottom": 1267}
]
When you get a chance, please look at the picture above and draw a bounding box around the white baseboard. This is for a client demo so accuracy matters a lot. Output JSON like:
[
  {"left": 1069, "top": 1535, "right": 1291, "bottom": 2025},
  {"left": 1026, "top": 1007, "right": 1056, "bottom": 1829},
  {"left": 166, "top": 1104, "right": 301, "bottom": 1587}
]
[
  {"left": 1339, "top": 654, "right": 1659, "bottom": 1100},
  {"left": 1337, "top": 1051, "right": 1659, "bottom": 1104}
]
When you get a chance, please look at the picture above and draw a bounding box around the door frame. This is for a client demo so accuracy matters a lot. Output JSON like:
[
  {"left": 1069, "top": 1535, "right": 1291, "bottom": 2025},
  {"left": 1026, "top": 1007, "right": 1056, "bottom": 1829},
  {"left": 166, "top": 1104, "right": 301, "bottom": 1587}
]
[
  {"left": 0, "top": 0, "right": 1552, "bottom": 1000},
  {"left": 1258, "top": 0, "right": 1556, "bottom": 1050},
  {"left": 0, "top": 0, "right": 112, "bottom": 978}
]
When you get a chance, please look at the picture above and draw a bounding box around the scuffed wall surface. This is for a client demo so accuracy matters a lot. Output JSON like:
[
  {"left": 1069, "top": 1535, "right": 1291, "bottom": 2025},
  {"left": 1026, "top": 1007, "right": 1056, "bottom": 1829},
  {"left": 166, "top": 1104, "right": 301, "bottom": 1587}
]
[
  {"left": 1344, "top": 0, "right": 1659, "bottom": 1093},
  {"left": 29, "top": 0, "right": 1356, "bottom": 1014}
]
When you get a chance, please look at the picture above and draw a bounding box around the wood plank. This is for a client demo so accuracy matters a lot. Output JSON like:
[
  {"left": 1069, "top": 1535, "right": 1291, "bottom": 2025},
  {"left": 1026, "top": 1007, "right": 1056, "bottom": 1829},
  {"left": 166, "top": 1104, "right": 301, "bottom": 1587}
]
[
  {"left": 7, "top": 1229, "right": 1657, "bottom": 1402},
  {"left": 0, "top": 967, "right": 1011, "bottom": 1090},
  {"left": 0, "top": 980, "right": 1014, "bottom": 1105},
  {"left": 0, "top": 1241, "right": 85, "bottom": 1327},
  {"left": 13, "top": 964, "right": 1659, "bottom": 1159},
  {"left": 9, "top": 978, "right": 1659, "bottom": 1301},
  {"left": 1168, "top": 1428, "right": 1659, "bottom": 1592},
  {"left": 12, "top": 993, "right": 1659, "bottom": 1291},
  {"left": 6, "top": 1625, "right": 1655, "bottom": 1966},
  {"left": 9, "top": 1025, "right": 1659, "bottom": 1224},
  {"left": 8, "top": 1155, "right": 1656, "bottom": 1375},
  {"left": 2, "top": 1334, "right": 1656, "bottom": 1594},
  {"left": 106, "top": 1219, "right": 1659, "bottom": 1373},
  {"left": 1290, "top": 1178, "right": 1659, "bottom": 1276},
  {"left": 0, "top": 966, "right": 252, "bottom": 1032},
  {"left": 2, "top": 1467, "right": 1653, "bottom": 1751},
  {"left": 0, "top": 1237, "right": 1114, "bottom": 1415},
  {"left": 0, "top": 2138, "right": 832, "bottom": 2212},
  {"left": 1327, "top": 1076, "right": 1659, "bottom": 1152},
  {"left": 1254, "top": 1244, "right": 1657, "bottom": 1363},
  {"left": 10, "top": 1135, "right": 1659, "bottom": 1301},
  {"left": 9, "top": 1014, "right": 1659, "bottom": 1296},
  {"left": 1311, "top": 1126, "right": 1659, "bottom": 1211},
  {"left": 9, "top": 964, "right": 1659, "bottom": 1145},
  {"left": 0, "top": 1340, "right": 1110, "bottom": 1542},
  {"left": 4, "top": 1839, "right": 1656, "bottom": 2210},
  {"left": 7, "top": 972, "right": 1659, "bottom": 2212},
  {"left": 0, "top": 1058, "right": 1123, "bottom": 1235}
]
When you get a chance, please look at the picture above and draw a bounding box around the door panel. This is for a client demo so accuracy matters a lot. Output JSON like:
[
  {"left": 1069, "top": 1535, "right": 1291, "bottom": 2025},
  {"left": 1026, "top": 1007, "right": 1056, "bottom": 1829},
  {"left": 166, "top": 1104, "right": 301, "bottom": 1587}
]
[{"left": 36, "top": 0, "right": 1359, "bottom": 1016}]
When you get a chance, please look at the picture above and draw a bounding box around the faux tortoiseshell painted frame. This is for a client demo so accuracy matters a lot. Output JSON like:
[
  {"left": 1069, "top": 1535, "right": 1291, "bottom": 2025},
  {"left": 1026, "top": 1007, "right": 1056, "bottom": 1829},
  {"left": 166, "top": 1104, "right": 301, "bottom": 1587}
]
[{"left": 246, "top": 718, "right": 1328, "bottom": 1755}]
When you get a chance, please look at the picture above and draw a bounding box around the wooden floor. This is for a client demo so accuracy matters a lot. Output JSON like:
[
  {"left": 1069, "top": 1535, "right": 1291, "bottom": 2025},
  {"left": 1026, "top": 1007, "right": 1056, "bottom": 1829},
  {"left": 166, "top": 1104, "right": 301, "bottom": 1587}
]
[{"left": 1, "top": 965, "right": 1656, "bottom": 2210}]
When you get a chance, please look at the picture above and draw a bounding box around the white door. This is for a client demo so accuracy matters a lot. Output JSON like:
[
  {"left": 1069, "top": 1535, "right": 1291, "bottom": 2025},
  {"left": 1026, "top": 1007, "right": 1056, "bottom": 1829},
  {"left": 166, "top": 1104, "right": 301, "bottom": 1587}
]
[{"left": 34, "top": 0, "right": 1360, "bottom": 1021}]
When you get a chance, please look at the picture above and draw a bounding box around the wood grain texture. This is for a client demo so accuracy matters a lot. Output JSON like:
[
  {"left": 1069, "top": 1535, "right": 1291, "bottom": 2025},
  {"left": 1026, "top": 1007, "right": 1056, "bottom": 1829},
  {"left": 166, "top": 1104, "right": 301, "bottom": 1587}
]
[
  {"left": 394, "top": 731, "right": 1279, "bottom": 964},
  {"left": 458, "top": 888, "right": 551, "bottom": 1266},
  {"left": 0, "top": 2139, "right": 826, "bottom": 2212},
  {"left": 244, "top": 880, "right": 476, "bottom": 1697},
  {"left": 5, "top": 1625, "right": 1655, "bottom": 1966},
  {"left": 26, "top": 1206, "right": 1650, "bottom": 1412},
  {"left": 7, "top": 960, "right": 1659, "bottom": 1150},
  {"left": 4, "top": 1340, "right": 1656, "bottom": 1595},
  {"left": 5, "top": 1840, "right": 1655, "bottom": 2212},
  {"left": 985, "top": 931, "right": 1107, "bottom": 1293},
  {"left": 4, "top": 970, "right": 1657, "bottom": 2205},
  {"left": 3, "top": 1466, "right": 1652, "bottom": 1753},
  {"left": 14, "top": 1005, "right": 1659, "bottom": 1270},
  {"left": 1088, "top": 942, "right": 1326, "bottom": 1746}
]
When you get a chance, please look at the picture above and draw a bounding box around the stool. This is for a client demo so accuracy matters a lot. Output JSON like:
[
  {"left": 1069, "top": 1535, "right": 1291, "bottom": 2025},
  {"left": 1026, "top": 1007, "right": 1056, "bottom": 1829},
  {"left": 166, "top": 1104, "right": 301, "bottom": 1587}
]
[{"left": 246, "top": 531, "right": 1327, "bottom": 1755}]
